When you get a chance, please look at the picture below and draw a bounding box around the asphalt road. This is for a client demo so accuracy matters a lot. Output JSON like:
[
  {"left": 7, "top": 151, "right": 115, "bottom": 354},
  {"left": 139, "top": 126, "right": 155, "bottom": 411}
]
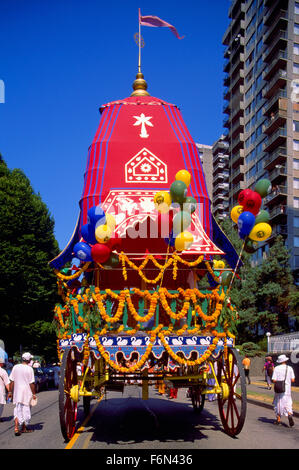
[{"left": 0, "top": 385, "right": 298, "bottom": 455}]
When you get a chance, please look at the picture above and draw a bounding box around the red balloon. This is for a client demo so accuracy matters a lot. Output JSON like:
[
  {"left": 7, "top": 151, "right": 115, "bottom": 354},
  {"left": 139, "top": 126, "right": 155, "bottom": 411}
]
[
  {"left": 91, "top": 244, "right": 111, "bottom": 263},
  {"left": 238, "top": 189, "right": 252, "bottom": 206},
  {"left": 242, "top": 190, "right": 262, "bottom": 216}
]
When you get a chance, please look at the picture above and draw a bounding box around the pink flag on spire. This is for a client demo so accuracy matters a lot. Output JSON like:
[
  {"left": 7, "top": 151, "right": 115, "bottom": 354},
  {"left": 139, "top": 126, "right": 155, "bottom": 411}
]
[{"left": 139, "top": 9, "right": 184, "bottom": 40}]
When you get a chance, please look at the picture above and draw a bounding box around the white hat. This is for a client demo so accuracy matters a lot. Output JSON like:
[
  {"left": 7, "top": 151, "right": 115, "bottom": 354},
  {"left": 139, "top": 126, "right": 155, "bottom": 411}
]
[
  {"left": 22, "top": 352, "right": 33, "bottom": 361},
  {"left": 277, "top": 354, "right": 289, "bottom": 364}
]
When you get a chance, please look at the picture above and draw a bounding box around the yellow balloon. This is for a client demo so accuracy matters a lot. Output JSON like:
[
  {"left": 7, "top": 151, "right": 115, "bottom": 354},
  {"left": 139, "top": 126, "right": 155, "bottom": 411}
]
[
  {"left": 249, "top": 223, "right": 272, "bottom": 242},
  {"left": 105, "top": 213, "right": 116, "bottom": 230},
  {"left": 231, "top": 205, "right": 244, "bottom": 224},
  {"left": 95, "top": 224, "right": 112, "bottom": 243},
  {"left": 154, "top": 191, "right": 172, "bottom": 214},
  {"left": 174, "top": 231, "right": 194, "bottom": 251},
  {"left": 217, "top": 260, "right": 225, "bottom": 269},
  {"left": 175, "top": 169, "right": 191, "bottom": 187}
]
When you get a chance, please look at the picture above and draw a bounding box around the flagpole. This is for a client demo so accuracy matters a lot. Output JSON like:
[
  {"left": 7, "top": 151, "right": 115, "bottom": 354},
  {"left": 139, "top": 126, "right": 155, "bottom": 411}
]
[{"left": 138, "top": 8, "right": 141, "bottom": 73}]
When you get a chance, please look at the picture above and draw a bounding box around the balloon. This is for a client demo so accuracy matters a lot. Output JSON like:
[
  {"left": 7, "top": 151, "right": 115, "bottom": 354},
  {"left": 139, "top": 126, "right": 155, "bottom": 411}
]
[
  {"left": 103, "top": 253, "right": 120, "bottom": 268},
  {"left": 175, "top": 169, "right": 191, "bottom": 187},
  {"left": 170, "top": 180, "right": 188, "bottom": 204},
  {"left": 249, "top": 223, "right": 272, "bottom": 242},
  {"left": 73, "top": 242, "right": 93, "bottom": 262},
  {"left": 254, "top": 179, "right": 271, "bottom": 198},
  {"left": 220, "top": 271, "right": 233, "bottom": 286},
  {"left": 95, "top": 224, "right": 112, "bottom": 243},
  {"left": 154, "top": 191, "right": 172, "bottom": 214},
  {"left": 81, "top": 223, "right": 97, "bottom": 245},
  {"left": 237, "top": 211, "right": 256, "bottom": 239},
  {"left": 87, "top": 205, "right": 106, "bottom": 226},
  {"left": 244, "top": 239, "right": 259, "bottom": 254},
  {"left": 174, "top": 231, "right": 194, "bottom": 251},
  {"left": 217, "top": 260, "right": 225, "bottom": 269},
  {"left": 242, "top": 190, "right": 262, "bottom": 216},
  {"left": 91, "top": 244, "right": 111, "bottom": 264},
  {"left": 238, "top": 188, "right": 253, "bottom": 206},
  {"left": 172, "top": 211, "right": 192, "bottom": 235},
  {"left": 105, "top": 213, "right": 116, "bottom": 230},
  {"left": 230, "top": 205, "right": 244, "bottom": 223},
  {"left": 106, "top": 237, "right": 122, "bottom": 251},
  {"left": 184, "top": 196, "right": 197, "bottom": 214},
  {"left": 254, "top": 210, "right": 270, "bottom": 225}
]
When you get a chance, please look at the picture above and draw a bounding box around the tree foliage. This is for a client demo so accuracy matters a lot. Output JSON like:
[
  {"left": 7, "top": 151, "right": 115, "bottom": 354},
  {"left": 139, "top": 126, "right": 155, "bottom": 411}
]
[{"left": 0, "top": 156, "right": 59, "bottom": 359}]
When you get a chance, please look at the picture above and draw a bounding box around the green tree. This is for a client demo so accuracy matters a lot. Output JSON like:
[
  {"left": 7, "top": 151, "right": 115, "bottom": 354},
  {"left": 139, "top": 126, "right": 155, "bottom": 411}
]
[{"left": 0, "top": 156, "right": 59, "bottom": 359}]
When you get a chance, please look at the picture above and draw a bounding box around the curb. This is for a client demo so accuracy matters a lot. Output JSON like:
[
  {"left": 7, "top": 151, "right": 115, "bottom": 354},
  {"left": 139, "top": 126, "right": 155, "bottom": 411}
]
[{"left": 247, "top": 397, "right": 299, "bottom": 418}]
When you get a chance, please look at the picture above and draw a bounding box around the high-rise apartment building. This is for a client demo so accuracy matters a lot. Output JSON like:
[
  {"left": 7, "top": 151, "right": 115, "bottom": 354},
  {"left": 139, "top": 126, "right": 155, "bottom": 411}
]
[
  {"left": 211, "top": 136, "right": 230, "bottom": 221},
  {"left": 196, "top": 143, "right": 213, "bottom": 200},
  {"left": 223, "top": 0, "right": 299, "bottom": 282}
]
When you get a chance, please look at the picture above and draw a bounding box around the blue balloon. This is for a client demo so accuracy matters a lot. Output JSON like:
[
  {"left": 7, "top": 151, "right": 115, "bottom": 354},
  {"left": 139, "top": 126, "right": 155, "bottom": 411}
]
[
  {"left": 237, "top": 211, "right": 256, "bottom": 239},
  {"left": 81, "top": 223, "right": 97, "bottom": 245},
  {"left": 87, "top": 205, "right": 106, "bottom": 227},
  {"left": 73, "top": 242, "right": 92, "bottom": 261}
]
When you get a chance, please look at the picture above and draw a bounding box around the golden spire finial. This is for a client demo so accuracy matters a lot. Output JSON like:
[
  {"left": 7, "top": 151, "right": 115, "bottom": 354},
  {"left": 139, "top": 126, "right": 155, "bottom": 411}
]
[{"left": 131, "top": 71, "right": 150, "bottom": 96}]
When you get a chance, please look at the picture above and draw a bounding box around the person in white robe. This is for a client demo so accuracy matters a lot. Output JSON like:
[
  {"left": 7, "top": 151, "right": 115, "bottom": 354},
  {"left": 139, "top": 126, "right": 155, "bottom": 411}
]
[
  {"left": 0, "top": 359, "right": 10, "bottom": 421},
  {"left": 9, "top": 352, "right": 36, "bottom": 435},
  {"left": 272, "top": 354, "right": 295, "bottom": 427}
]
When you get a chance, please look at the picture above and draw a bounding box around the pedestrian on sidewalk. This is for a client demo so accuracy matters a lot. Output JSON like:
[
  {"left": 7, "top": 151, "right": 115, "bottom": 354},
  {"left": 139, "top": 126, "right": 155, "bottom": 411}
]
[
  {"left": 272, "top": 354, "right": 295, "bottom": 427},
  {"left": 242, "top": 355, "right": 251, "bottom": 384},
  {"left": 9, "top": 352, "right": 37, "bottom": 436},
  {"left": 0, "top": 358, "right": 11, "bottom": 422},
  {"left": 263, "top": 356, "right": 274, "bottom": 390}
]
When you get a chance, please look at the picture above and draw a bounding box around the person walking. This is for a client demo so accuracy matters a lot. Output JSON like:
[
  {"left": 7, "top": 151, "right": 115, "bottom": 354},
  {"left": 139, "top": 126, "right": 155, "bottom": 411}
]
[
  {"left": 272, "top": 354, "right": 295, "bottom": 427},
  {"left": 242, "top": 355, "right": 251, "bottom": 384},
  {"left": 9, "top": 352, "right": 37, "bottom": 435},
  {"left": 52, "top": 363, "right": 60, "bottom": 389},
  {"left": 0, "top": 358, "right": 11, "bottom": 422},
  {"left": 263, "top": 356, "right": 274, "bottom": 390}
]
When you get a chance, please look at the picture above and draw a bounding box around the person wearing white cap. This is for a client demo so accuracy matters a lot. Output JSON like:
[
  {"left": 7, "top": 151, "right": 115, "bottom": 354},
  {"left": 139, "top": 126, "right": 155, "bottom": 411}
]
[
  {"left": 9, "top": 352, "right": 36, "bottom": 435},
  {"left": 272, "top": 354, "right": 295, "bottom": 427}
]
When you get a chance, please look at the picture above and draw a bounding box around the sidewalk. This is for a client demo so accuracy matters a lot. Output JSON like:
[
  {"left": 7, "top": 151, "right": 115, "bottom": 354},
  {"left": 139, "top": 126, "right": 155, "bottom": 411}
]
[{"left": 245, "top": 376, "right": 299, "bottom": 417}]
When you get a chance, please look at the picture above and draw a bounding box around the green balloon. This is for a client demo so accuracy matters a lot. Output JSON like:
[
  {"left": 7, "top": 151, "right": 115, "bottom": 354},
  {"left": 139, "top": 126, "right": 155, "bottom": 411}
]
[
  {"left": 173, "top": 210, "right": 192, "bottom": 234},
  {"left": 255, "top": 209, "right": 270, "bottom": 225},
  {"left": 220, "top": 271, "right": 233, "bottom": 286},
  {"left": 254, "top": 179, "right": 271, "bottom": 198},
  {"left": 184, "top": 196, "right": 197, "bottom": 213},
  {"left": 170, "top": 180, "right": 187, "bottom": 203},
  {"left": 244, "top": 239, "right": 259, "bottom": 254},
  {"left": 103, "top": 253, "right": 120, "bottom": 269}
]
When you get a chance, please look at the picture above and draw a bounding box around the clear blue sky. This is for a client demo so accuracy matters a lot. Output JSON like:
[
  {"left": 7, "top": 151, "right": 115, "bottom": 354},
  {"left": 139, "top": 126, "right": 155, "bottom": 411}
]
[{"left": 0, "top": 0, "right": 230, "bottom": 251}]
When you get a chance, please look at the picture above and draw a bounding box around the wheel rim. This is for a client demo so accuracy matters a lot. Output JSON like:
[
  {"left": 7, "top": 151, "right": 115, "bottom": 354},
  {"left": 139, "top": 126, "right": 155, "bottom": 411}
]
[
  {"left": 59, "top": 347, "right": 78, "bottom": 442},
  {"left": 217, "top": 348, "right": 247, "bottom": 437}
]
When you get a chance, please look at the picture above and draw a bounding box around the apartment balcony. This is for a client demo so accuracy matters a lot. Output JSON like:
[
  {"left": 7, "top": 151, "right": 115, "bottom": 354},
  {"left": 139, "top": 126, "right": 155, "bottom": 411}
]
[
  {"left": 231, "top": 54, "right": 244, "bottom": 75},
  {"left": 223, "top": 74, "right": 230, "bottom": 87},
  {"left": 264, "top": 185, "right": 288, "bottom": 207},
  {"left": 264, "top": 7, "right": 288, "bottom": 28},
  {"left": 213, "top": 182, "right": 230, "bottom": 196},
  {"left": 231, "top": 100, "right": 244, "bottom": 120},
  {"left": 213, "top": 151, "right": 229, "bottom": 164},
  {"left": 269, "top": 204, "right": 287, "bottom": 222},
  {"left": 230, "top": 165, "right": 244, "bottom": 184},
  {"left": 230, "top": 180, "right": 245, "bottom": 199},
  {"left": 263, "top": 109, "right": 287, "bottom": 135},
  {"left": 263, "top": 69, "right": 287, "bottom": 99},
  {"left": 264, "top": 11, "right": 288, "bottom": 45},
  {"left": 231, "top": 116, "right": 244, "bottom": 138},
  {"left": 229, "top": 69, "right": 244, "bottom": 94},
  {"left": 263, "top": 50, "right": 288, "bottom": 81},
  {"left": 231, "top": 133, "right": 244, "bottom": 152},
  {"left": 264, "top": 146, "right": 287, "bottom": 171},
  {"left": 268, "top": 165, "right": 287, "bottom": 185},
  {"left": 231, "top": 148, "right": 244, "bottom": 168},
  {"left": 263, "top": 30, "right": 288, "bottom": 64},
  {"left": 263, "top": 127, "right": 287, "bottom": 153},
  {"left": 268, "top": 223, "right": 288, "bottom": 239},
  {"left": 263, "top": 88, "right": 287, "bottom": 116}
]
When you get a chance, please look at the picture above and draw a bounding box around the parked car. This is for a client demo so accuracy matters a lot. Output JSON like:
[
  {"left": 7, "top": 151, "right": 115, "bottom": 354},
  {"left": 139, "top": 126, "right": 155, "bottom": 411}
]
[
  {"left": 34, "top": 367, "right": 48, "bottom": 393},
  {"left": 43, "top": 366, "right": 55, "bottom": 388}
]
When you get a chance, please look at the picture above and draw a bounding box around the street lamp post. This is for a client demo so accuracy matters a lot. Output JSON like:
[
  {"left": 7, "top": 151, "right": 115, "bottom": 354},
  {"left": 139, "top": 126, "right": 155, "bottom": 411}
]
[{"left": 266, "top": 332, "right": 271, "bottom": 353}]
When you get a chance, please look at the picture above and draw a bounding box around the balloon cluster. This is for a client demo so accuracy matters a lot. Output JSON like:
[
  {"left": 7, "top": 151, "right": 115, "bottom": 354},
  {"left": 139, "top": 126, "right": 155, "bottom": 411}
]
[
  {"left": 73, "top": 205, "right": 121, "bottom": 267},
  {"left": 154, "top": 170, "right": 197, "bottom": 252},
  {"left": 212, "top": 260, "right": 233, "bottom": 287},
  {"left": 230, "top": 178, "right": 272, "bottom": 253}
]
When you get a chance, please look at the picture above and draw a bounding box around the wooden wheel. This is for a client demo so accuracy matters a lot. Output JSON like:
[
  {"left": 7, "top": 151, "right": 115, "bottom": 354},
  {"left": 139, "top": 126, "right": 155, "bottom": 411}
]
[
  {"left": 190, "top": 386, "right": 205, "bottom": 413},
  {"left": 59, "top": 347, "right": 78, "bottom": 442},
  {"left": 217, "top": 347, "right": 247, "bottom": 437}
]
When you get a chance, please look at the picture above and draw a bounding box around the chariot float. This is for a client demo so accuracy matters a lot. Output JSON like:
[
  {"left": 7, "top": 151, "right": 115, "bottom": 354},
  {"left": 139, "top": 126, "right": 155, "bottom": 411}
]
[{"left": 50, "top": 68, "right": 250, "bottom": 442}]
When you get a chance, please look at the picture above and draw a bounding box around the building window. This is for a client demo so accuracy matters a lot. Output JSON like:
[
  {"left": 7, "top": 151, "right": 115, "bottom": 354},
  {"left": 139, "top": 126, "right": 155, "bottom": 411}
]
[
  {"left": 294, "top": 43, "right": 299, "bottom": 56},
  {"left": 295, "top": 237, "right": 299, "bottom": 248},
  {"left": 294, "top": 178, "right": 299, "bottom": 189},
  {"left": 294, "top": 159, "right": 299, "bottom": 170},
  {"left": 294, "top": 217, "right": 299, "bottom": 228},
  {"left": 294, "top": 121, "right": 299, "bottom": 132},
  {"left": 296, "top": 2, "right": 299, "bottom": 15},
  {"left": 294, "top": 197, "right": 299, "bottom": 208},
  {"left": 295, "top": 24, "right": 299, "bottom": 35},
  {"left": 294, "top": 139, "right": 299, "bottom": 151},
  {"left": 294, "top": 63, "right": 299, "bottom": 74}
]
